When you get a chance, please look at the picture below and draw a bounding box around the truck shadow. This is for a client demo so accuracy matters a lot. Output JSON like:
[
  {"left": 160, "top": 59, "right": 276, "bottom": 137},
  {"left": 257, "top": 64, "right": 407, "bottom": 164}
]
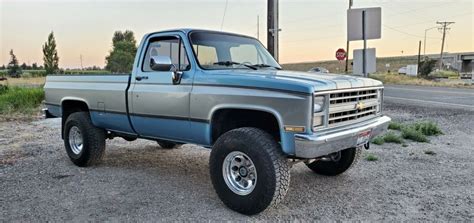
[{"left": 96, "top": 139, "right": 361, "bottom": 217}]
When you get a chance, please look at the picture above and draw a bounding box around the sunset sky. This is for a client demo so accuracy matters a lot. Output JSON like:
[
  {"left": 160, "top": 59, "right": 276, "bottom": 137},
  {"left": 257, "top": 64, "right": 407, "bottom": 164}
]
[{"left": 1, "top": 0, "right": 473, "bottom": 68}]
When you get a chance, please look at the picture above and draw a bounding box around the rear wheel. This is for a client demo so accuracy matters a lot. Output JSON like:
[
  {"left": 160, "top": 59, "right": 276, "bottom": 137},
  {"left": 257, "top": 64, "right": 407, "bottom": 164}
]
[
  {"left": 209, "top": 127, "right": 290, "bottom": 215},
  {"left": 305, "top": 147, "right": 361, "bottom": 176},
  {"left": 64, "top": 112, "right": 106, "bottom": 167}
]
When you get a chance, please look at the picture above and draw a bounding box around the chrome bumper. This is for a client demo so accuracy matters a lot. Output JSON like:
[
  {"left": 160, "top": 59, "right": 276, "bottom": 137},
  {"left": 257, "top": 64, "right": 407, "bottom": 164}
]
[{"left": 294, "top": 116, "right": 391, "bottom": 158}]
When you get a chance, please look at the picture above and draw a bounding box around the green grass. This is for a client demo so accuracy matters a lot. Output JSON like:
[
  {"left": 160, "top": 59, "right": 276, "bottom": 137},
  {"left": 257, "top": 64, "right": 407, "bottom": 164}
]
[
  {"left": 371, "top": 136, "right": 385, "bottom": 145},
  {"left": 409, "top": 121, "right": 443, "bottom": 136},
  {"left": 383, "top": 132, "right": 404, "bottom": 144},
  {"left": 401, "top": 127, "right": 430, "bottom": 143},
  {"left": 365, "top": 154, "right": 378, "bottom": 161},
  {"left": 0, "top": 85, "right": 44, "bottom": 116},
  {"left": 388, "top": 121, "right": 403, "bottom": 130}
]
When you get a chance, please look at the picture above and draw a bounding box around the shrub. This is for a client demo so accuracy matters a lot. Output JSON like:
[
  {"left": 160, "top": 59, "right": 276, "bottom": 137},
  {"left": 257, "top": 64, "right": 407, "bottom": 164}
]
[
  {"left": 429, "top": 70, "right": 458, "bottom": 79},
  {"left": 383, "top": 132, "right": 403, "bottom": 144},
  {"left": 371, "top": 136, "right": 385, "bottom": 145},
  {"left": 419, "top": 57, "right": 437, "bottom": 77},
  {"left": 401, "top": 127, "right": 429, "bottom": 142},
  {"left": 365, "top": 154, "right": 378, "bottom": 161},
  {"left": 388, "top": 121, "right": 403, "bottom": 130},
  {"left": 0, "top": 86, "right": 44, "bottom": 115},
  {"left": 410, "top": 121, "right": 443, "bottom": 136}
]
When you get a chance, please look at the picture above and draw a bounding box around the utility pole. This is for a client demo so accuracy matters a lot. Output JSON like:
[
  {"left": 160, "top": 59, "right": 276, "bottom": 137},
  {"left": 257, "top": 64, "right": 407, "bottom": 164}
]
[
  {"left": 417, "top": 40, "right": 421, "bottom": 75},
  {"left": 267, "top": 0, "right": 281, "bottom": 61},
  {"left": 437, "top": 21, "right": 454, "bottom": 70},
  {"left": 344, "top": 0, "right": 353, "bottom": 73},
  {"left": 257, "top": 15, "right": 260, "bottom": 40},
  {"left": 80, "top": 54, "right": 83, "bottom": 70},
  {"left": 423, "top": 26, "right": 437, "bottom": 56}
]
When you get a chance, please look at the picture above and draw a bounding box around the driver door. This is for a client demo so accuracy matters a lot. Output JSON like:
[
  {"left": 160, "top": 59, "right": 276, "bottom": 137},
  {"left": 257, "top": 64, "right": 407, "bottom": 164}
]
[{"left": 130, "top": 34, "right": 194, "bottom": 141}]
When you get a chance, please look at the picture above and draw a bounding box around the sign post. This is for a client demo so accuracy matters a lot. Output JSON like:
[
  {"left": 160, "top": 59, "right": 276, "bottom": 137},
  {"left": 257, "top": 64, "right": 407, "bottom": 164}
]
[{"left": 347, "top": 7, "right": 381, "bottom": 77}]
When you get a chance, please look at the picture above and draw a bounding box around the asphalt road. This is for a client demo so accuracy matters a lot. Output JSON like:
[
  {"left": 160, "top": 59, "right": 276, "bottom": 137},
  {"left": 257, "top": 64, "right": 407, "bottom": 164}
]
[{"left": 384, "top": 85, "right": 474, "bottom": 110}]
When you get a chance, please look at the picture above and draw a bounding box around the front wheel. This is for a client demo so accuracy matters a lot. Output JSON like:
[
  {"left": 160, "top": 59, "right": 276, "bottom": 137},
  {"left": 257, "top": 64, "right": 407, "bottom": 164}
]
[
  {"left": 209, "top": 127, "right": 290, "bottom": 215},
  {"left": 305, "top": 147, "right": 361, "bottom": 176}
]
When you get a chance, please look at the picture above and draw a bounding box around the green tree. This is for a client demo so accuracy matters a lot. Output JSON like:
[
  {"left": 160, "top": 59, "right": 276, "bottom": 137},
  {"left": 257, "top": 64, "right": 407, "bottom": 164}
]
[
  {"left": 105, "top": 30, "right": 137, "bottom": 73},
  {"left": 418, "top": 57, "right": 437, "bottom": 78},
  {"left": 7, "top": 49, "right": 22, "bottom": 77},
  {"left": 42, "top": 32, "right": 60, "bottom": 74}
]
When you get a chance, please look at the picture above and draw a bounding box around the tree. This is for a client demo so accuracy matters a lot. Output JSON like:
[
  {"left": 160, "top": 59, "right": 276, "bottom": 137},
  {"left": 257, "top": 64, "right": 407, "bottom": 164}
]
[
  {"left": 419, "top": 57, "right": 437, "bottom": 78},
  {"left": 0, "top": 65, "right": 5, "bottom": 70},
  {"left": 105, "top": 30, "right": 137, "bottom": 73},
  {"left": 32, "top": 63, "right": 38, "bottom": 70},
  {"left": 42, "top": 32, "right": 60, "bottom": 74},
  {"left": 21, "top": 62, "right": 28, "bottom": 70},
  {"left": 7, "top": 49, "right": 22, "bottom": 77}
]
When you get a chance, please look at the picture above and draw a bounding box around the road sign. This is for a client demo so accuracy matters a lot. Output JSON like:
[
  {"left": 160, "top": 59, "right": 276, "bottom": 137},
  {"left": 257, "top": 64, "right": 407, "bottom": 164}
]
[
  {"left": 347, "top": 7, "right": 382, "bottom": 41},
  {"left": 353, "top": 48, "right": 376, "bottom": 75},
  {"left": 336, "top": 48, "right": 346, "bottom": 61}
]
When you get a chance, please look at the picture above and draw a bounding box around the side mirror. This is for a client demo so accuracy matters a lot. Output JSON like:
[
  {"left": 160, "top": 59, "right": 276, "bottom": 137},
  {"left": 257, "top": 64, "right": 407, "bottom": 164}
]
[{"left": 150, "top": 55, "right": 173, "bottom": 72}]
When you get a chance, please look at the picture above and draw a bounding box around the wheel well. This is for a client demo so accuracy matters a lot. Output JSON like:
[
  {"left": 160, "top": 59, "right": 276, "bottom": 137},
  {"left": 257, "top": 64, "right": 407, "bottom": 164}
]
[
  {"left": 211, "top": 109, "right": 280, "bottom": 144},
  {"left": 61, "top": 100, "right": 89, "bottom": 138}
]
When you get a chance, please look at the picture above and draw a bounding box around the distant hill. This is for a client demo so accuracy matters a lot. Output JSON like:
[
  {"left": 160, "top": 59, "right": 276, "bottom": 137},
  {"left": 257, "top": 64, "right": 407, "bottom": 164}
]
[{"left": 282, "top": 55, "right": 419, "bottom": 73}]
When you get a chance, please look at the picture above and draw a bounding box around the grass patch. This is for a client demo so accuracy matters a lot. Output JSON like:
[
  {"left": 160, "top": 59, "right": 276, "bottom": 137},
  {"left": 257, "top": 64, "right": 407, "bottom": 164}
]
[
  {"left": 371, "top": 136, "right": 385, "bottom": 145},
  {"left": 388, "top": 121, "right": 403, "bottom": 130},
  {"left": 365, "top": 154, "right": 378, "bottom": 161},
  {"left": 383, "top": 132, "right": 404, "bottom": 144},
  {"left": 0, "top": 85, "right": 44, "bottom": 116},
  {"left": 409, "top": 121, "right": 443, "bottom": 136},
  {"left": 369, "top": 73, "right": 473, "bottom": 89},
  {"left": 401, "top": 127, "right": 429, "bottom": 142}
]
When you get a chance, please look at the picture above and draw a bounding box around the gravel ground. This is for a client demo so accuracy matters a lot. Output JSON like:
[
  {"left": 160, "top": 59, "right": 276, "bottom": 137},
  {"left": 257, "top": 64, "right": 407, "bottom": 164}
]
[{"left": 1, "top": 102, "right": 473, "bottom": 221}]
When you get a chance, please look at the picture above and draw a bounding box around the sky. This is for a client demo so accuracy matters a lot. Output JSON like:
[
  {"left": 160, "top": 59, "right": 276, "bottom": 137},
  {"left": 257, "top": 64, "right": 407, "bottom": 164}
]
[{"left": 0, "top": 0, "right": 473, "bottom": 68}]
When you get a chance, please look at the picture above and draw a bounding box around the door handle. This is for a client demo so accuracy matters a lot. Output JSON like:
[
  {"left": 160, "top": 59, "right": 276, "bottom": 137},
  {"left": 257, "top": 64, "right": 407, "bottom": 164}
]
[{"left": 135, "top": 76, "right": 149, "bottom": 81}]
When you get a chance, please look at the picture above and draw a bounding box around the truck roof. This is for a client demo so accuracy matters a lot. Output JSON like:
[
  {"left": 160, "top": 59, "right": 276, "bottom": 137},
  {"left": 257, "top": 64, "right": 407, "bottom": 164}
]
[{"left": 145, "top": 28, "right": 256, "bottom": 40}]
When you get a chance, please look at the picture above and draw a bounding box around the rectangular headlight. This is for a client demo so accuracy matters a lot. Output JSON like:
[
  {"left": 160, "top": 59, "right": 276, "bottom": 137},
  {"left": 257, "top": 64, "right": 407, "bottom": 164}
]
[{"left": 313, "top": 96, "right": 325, "bottom": 112}]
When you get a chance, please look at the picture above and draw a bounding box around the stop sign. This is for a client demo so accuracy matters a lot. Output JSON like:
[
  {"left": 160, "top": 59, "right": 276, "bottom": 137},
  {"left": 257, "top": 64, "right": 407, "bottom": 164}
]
[{"left": 336, "top": 48, "right": 346, "bottom": 61}]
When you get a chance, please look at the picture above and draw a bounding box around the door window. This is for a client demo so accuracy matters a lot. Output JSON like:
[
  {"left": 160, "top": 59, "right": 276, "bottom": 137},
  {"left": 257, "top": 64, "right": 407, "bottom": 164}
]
[{"left": 142, "top": 37, "right": 190, "bottom": 72}]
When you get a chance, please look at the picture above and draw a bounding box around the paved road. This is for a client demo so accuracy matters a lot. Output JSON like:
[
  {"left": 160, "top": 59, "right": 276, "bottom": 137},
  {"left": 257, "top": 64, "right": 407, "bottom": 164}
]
[{"left": 384, "top": 85, "right": 474, "bottom": 110}]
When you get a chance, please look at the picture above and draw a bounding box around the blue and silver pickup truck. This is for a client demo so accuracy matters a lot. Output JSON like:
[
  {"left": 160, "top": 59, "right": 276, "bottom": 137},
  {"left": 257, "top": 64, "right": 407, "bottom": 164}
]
[{"left": 44, "top": 29, "right": 390, "bottom": 215}]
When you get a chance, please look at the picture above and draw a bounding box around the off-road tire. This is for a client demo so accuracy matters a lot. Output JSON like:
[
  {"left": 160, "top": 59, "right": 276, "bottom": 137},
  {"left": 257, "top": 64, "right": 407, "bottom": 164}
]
[
  {"left": 305, "top": 147, "right": 362, "bottom": 176},
  {"left": 64, "top": 112, "right": 106, "bottom": 167},
  {"left": 209, "top": 127, "right": 290, "bottom": 215},
  {"left": 156, "top": 140, "right": 177, "bottom": 149}
]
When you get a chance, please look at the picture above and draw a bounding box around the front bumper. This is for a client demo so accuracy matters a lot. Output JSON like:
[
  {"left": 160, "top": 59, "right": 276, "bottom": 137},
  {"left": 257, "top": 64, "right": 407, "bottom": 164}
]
[{"left": 294, "top": 116, "right": 391, "bottom": 158}]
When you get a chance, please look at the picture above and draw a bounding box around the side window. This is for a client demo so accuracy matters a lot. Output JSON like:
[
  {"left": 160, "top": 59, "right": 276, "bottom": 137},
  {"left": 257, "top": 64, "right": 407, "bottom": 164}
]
[
  {"left": 142, "top": 37, "right": 190, "bottom": 72},
  {"left": 193, "top": 45, "right": 218, "bottom": 66}
]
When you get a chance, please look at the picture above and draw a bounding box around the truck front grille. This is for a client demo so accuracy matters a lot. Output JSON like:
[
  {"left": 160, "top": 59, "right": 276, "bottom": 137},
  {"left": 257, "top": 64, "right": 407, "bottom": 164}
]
[{"left": 327, "top": 88, "right": 380, "bottom": 127}]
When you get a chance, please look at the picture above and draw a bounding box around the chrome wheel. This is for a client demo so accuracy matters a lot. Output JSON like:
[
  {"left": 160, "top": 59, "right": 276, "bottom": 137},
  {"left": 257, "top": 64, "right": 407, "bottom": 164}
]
[
  {"left": 68, "top": 126, "right": 83, "bottom": 155},
  {"left": 222, "top": 151, "right": 257, "bottom": 196}
]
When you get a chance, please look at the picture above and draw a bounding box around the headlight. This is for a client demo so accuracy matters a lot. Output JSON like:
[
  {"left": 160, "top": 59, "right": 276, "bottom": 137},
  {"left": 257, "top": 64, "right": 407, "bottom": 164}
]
[{"left": 313, "top": 96, "right": 325, "bottom": 112}]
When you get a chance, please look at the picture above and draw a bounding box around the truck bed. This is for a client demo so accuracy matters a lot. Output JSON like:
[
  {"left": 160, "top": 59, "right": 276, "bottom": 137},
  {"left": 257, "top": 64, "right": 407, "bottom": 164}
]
[{"left": 44, "top": 74, "right": 133, "bottom": 133}]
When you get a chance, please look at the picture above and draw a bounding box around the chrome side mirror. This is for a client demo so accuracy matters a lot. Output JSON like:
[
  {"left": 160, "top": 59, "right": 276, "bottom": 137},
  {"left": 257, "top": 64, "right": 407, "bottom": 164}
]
[{"left": 150, "top": 55, "right": 173, "bottom": 72}]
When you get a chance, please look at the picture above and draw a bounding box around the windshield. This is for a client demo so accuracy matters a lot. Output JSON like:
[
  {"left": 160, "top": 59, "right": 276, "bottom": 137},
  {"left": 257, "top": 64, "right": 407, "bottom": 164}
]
[{"left": 189, "top": 31, "right": 281, "bottom": 70}]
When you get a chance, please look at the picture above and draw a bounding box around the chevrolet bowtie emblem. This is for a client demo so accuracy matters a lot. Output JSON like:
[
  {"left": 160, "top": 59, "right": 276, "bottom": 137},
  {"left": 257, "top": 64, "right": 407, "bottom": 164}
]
[{"left": 355, "top": 102, "right": 366, "bottom": 110}]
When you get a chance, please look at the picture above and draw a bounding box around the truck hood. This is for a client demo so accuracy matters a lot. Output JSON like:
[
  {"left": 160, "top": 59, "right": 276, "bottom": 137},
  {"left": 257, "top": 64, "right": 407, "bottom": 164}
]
[{"left": 196, "top": 69, "right": 383, "bottom": 94}]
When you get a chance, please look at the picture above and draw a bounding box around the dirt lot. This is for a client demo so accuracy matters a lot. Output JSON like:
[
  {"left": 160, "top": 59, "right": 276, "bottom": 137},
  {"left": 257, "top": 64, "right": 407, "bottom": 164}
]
[{"left": 1, "top": 102, "right": 473, "bottom": 221}]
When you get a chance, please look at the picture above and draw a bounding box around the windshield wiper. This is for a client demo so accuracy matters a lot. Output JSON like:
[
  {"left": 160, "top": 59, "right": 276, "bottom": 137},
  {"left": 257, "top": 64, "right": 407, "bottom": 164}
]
[
  {"left": 251, "top": 64, "right": 282, "bottom": 70},
  {"left": 213, "top": 61, "right": 257, "bottom": 70}
]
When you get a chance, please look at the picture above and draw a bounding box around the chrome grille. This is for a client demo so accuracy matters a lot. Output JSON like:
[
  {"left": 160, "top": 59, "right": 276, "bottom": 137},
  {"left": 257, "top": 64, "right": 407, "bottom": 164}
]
[{"left": 327, "top": 88, "right": 380, "bottom": 127}]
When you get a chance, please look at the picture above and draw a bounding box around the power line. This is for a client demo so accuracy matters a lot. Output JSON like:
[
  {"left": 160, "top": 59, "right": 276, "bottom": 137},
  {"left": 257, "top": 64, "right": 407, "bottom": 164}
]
[
  {"left": 220, "top": 0, "right": 229, "bottom": 30},
  {"left": 383, "top": 25, "right": 439, "bottom": 39}
]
